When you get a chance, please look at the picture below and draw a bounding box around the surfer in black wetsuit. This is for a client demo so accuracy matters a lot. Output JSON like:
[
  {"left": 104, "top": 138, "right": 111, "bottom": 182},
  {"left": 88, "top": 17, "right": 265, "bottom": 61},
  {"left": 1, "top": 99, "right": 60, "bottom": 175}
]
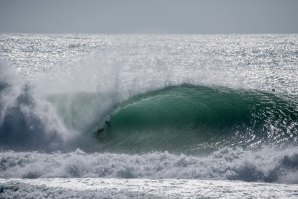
[
  {"left": 105, "top": 120, "right": 112, "bottom": 128},
  {"left": 94, "top": 120, "right": 111, "bottom": 136},
  {"left": 95, "top": 128, "right": 104, "bottom": 136}
]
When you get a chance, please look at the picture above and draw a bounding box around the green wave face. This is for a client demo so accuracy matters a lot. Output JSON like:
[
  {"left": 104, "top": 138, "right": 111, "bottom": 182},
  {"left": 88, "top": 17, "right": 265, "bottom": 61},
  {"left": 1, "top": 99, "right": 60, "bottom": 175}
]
[{"left": 95, "top": 85, "right": 298, "bottom": 153}]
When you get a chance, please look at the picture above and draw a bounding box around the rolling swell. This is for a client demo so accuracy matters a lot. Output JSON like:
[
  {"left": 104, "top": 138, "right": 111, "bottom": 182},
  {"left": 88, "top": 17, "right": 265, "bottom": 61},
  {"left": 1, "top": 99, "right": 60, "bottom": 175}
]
[{"left": 95, "top": 85, "right": 298, "bottom": 153}]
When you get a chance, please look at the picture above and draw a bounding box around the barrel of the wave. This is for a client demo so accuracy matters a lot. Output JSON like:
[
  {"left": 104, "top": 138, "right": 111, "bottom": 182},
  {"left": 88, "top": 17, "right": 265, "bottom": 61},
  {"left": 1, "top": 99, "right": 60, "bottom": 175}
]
[{"left": 92, "top": 85, "right": 298, "bottom": 154}]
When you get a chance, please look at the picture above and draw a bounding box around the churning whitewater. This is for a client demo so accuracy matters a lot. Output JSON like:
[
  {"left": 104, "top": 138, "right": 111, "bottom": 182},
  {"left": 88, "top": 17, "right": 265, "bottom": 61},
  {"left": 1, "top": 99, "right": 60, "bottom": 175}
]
[{"left": 0, "top": 34, "right": 298, "bottom": 198}]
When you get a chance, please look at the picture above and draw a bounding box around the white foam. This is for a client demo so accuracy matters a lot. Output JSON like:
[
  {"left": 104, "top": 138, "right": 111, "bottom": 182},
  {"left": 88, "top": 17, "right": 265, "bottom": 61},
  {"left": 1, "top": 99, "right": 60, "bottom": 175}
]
[
  {"left": 0, "top": 59, "right": 75, "bottom": 151},
  {"left": 1, "top": 178, "right": 298, "bottom": 199},
  {"left": 0, "top": 147, "right": 297, "bottom": 184}
]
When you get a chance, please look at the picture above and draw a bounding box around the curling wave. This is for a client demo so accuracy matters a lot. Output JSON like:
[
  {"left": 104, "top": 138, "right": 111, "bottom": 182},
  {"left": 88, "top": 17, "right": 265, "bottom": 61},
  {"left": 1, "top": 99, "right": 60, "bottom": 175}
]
[{"left": 48, "top": 85, "right": 298, "bottom": 153}]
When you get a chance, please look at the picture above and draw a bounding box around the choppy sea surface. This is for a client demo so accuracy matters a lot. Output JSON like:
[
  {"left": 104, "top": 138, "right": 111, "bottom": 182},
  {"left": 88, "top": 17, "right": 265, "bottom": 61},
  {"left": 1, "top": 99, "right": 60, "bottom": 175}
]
[{"left": 0, "top": 34, "right": 298, "bottom": 198}]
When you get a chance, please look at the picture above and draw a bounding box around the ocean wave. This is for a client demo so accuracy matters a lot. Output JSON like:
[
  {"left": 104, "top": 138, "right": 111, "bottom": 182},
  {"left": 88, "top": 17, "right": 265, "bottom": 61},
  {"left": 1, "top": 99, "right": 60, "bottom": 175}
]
[
  {"left": 46, "top": 84, "right": 298, "bottom": 153},
  {"left": 1, "top": 59, "right": 297, "bottom": 153},
  {"left": 0, "top": 35, "right": 298, "bottom": 153}
]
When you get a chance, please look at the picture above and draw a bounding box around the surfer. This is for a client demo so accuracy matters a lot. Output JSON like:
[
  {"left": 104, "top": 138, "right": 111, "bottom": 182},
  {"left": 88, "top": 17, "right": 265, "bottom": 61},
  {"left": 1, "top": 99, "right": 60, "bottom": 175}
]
[
  {"left": 105, "top": 120, "right": 112, "bottom": 128},
  {"left": 94, "top": 120, "right": 111, "bottom": 137},
  {"left": 95, "top": 128, "right": 104, "bottom": 135}
]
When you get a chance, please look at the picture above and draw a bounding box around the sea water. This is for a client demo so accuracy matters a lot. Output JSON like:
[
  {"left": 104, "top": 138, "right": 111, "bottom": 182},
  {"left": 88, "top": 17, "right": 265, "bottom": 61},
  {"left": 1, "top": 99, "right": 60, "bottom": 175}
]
[{"left": 0, "top": 34, "right": 298, "bottom": 198}]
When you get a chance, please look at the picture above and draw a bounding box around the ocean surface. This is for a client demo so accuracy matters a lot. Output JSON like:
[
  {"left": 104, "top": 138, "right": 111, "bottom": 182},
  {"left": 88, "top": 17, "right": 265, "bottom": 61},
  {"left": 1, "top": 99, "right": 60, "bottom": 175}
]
[{"left": 0, "top": 34, "right": 297, "bottom": 198}]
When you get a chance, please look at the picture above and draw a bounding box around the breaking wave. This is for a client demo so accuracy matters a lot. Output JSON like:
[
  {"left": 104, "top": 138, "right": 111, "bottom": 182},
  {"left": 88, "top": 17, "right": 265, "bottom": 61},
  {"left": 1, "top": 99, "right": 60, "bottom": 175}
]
[
  {"left": 1, "top": 59, "right": 297, "bottom": 153},
  {"left": 0, "top": 34, "right": 298, "bottom": 186},
  {"left": 46, "top": 84, "right": 298, "bottom": 153},
  {"left": 0, "top": 147, "right": 298, "bottom": 184},
  {"left": 91, "top": 85, "right": 298, "bottom": 153}
]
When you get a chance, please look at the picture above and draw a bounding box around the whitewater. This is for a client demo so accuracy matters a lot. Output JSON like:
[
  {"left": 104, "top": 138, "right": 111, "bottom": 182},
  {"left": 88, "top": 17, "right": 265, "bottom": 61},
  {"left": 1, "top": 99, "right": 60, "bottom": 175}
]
[{"left": 0, "top": 34, "right": 298, "bottom": 198}]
